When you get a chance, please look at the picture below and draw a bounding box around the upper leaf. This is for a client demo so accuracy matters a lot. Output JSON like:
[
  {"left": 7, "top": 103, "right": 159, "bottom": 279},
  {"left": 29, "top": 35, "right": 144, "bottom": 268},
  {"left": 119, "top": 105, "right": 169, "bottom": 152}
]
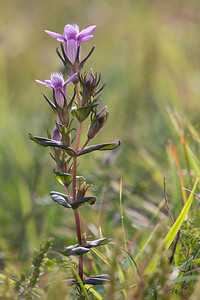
[
  {"left": 50, "top": 191, "right": 71, "bottom": 208},
  {"left": 71, "top": 196, "right": 96, "bottom": 209},
  {"left": 29, "top": 134, "right": 76, "bottom": 156},
  {"left": 85, "top": 238, "right": 112, "bottom": 248},
  {"left": 83, "top": 274, "right": 110, "bottom": 285},
  {"left": 78, "top": 141, "right": 121, "bottom": 156},
  {"left": 59, "top": 245, "right": 90, "bottom": 256}
]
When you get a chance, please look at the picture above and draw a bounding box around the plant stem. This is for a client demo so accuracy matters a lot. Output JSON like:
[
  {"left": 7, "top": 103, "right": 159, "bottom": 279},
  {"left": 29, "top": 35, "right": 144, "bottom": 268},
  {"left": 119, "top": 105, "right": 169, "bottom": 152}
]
[
  {"left": 75, "top": 83, "right": 81, "bottom": 107},
  {"left": 78, "top": 139, "right": 89, "bottom": 153},
  {"left": 71, "top": 84, "right": 84, "bottom": 280}
]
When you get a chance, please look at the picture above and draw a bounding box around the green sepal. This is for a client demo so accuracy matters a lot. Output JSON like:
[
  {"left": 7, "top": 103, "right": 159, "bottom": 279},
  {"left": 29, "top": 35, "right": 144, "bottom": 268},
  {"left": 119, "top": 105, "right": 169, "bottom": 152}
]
[
  {"left": 42, "top": 93, "right": 57, "bottom": 112},
  {"left": 71, "top": 196, "right": 96, "bottom": 209},
  {"left": 83, "top": 274, "right": 110, "bottom": 285},
  {"left": 58, "top": 245, "right": 90, "bottom": 256},
  {"left": 53, "top": 170, "right": 72, "bottom": 186},
  {"left": 80, "top": 46, "right": 95, "bottom": 68},
  {"left": 78, "top": 141, "right": 121, "bottom": 156},
  {"left": 85, "top": 238, "right": 112, "bottom": 248},
  {"left": 56, "top": 47, "right": 65, "bottom": 65},
  {"left": 50, "top": 191, "right": 71, "bottom": 208},
  {"left": 29, "top": 134, "right": 76, "bottom": 157},
  {"left": 71, "top": 104, "right": 99, "bottom": 122}
]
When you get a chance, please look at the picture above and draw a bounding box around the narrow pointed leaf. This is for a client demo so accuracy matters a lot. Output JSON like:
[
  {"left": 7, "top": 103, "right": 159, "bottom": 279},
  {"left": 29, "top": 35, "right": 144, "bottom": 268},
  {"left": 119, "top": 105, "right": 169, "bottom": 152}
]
[
  {"left": 86, "top": 238, "right": 112, "bottom": 248},
  {"left": 42, "top": 94, "right": 57, "bottom": 112},
  {"left": 78, "top": 141, "right": 121, "bottom": 156},
  {"left": 81, "top": 46, "right": 95, "bottom": 67},
  {"left": 83, "top": 274, "right": 110, "bottom": 285},
  {"left": 50, "top": 191, "right": 71, "bottom": 208},
  {"left": 121, "top": 250, "right": 137, "bottom": 272},
  {"left": 144, "top": 177, "right": 199, "bottom": 274},
  {"left": 59, "top": 246, "right": 89, "bottom": 256},
  {"left": 56, "top": 47, "right": 65, "bottom": 64},
  {"left": 91, "top": 248, "right": 111, "bottom": 266},
  {"left": 29, "top": 134, "right": 76, "bottom": 156},
  {"left": 71, "top": 196, "right": 96, "bottom": 209},
  {"left": 65, "top": 258, "right": 90, "bottom": 300}
]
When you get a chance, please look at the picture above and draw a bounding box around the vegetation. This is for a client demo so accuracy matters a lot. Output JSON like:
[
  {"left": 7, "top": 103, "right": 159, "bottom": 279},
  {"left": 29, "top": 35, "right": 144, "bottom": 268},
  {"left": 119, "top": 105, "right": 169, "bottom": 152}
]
[{"left": 1, "top": 0, "right": 200, "bottom": 299}]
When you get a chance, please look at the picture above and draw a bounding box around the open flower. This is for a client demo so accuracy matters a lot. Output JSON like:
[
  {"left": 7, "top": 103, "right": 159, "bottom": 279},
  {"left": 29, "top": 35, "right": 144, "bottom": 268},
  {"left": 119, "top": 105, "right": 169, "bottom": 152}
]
[
  {"left": 36, "top": 72, "right": 77, "bottom": 108},
  {"left": 45, "top": 24, "right": 96, "bottom": 64}
]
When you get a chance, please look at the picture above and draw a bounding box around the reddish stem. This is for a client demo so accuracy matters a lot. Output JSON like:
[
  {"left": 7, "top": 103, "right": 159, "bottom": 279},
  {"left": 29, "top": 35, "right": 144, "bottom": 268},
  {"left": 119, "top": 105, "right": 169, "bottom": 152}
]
[{"left": 78, "top": 139, "right": 90, "bottom": 153}]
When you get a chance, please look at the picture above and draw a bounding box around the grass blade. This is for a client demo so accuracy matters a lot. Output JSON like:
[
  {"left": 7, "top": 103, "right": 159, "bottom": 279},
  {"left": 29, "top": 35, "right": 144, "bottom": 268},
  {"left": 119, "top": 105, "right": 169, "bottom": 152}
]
[{"left": 145, "top": 177, "right": 199, "bottom": 274}]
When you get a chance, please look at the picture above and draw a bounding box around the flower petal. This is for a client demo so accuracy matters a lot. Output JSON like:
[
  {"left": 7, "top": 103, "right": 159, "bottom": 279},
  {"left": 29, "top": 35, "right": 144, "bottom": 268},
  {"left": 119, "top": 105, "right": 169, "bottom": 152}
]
[
  {"left": 77, "top": 25, "right": 96, "bottom": 42},
  {"left": 45, "top": 30, "right": 66, "bottom": 42},
  {"left": 35, "top": 79, "right": 52, "bottom": 88},
  {"left": 64, "top": 24, "right": 78, "bottom": 40},
  {"left": 80, "top": 35, "right": 94, "bottom": 42},
  {"left": 53, "top": 124, "right": 62, "bottom": 142},
  {"left": 65, "top": 40, "right": 78, "bottom": 64},
  {"left": 64, "top": 73, "right": 78, "bottom": 87},
  {"left": 35, "top": 79, "right": 46, "bottom": 85},
  {"left": 50, "top": 73, "right": 64, "bottom": 89}
]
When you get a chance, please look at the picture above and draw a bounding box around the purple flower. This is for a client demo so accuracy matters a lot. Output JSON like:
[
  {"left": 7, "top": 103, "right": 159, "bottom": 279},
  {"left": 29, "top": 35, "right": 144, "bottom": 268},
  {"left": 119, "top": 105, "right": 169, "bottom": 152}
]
[
  {"left": 36, "top": 72, "right": 77, "bottom": 108},
  {"left": 45, "top": 24, "right": 96, "bottom": 64}
]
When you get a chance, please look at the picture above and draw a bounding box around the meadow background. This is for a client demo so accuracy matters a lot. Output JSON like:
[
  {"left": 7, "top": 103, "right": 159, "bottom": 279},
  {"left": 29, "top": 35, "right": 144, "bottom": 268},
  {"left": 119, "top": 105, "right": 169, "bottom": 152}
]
[{"left": 1, "top": 0, "right": 200, "bottom": 281}]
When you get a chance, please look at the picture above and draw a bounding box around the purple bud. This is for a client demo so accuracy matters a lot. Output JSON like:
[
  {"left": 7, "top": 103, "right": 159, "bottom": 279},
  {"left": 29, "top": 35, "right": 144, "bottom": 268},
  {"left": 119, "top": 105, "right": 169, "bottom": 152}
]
[
  {"left": 87, "top": 106, "right": 109, "bottom": 140},
  {"left": 53, "top": 119, "right": 62, "bottom": 142}
]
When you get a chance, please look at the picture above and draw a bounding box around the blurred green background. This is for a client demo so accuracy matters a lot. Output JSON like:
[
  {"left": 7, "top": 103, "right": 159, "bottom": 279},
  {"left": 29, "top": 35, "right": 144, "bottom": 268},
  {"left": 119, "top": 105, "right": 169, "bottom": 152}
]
[{"left": 1, "top": 0, "right": 200, "bottom": 264}]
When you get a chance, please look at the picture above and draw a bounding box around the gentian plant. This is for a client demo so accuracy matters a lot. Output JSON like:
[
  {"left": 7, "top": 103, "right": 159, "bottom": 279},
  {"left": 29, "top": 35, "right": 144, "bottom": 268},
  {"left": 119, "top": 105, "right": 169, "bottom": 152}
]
[{"left": 29, "top": 23, "right": 120, "bottom": 296}]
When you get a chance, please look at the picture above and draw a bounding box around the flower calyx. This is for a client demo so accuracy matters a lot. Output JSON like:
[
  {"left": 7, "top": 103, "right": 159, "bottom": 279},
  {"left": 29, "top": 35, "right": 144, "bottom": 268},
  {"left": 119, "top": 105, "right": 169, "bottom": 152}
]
[{"left": 87, "top": 106, "right": 109, "bottom": 140}]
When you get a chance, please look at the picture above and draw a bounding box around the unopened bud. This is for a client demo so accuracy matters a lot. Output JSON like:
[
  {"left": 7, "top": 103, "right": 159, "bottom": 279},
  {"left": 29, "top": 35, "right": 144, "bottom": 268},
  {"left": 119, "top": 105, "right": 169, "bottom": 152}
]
[
  {"left": 87, "top": 106, "right": 109, "bottom": 140},
  {"left": 58, "top": 106, "right": 70, "bottom": 127}
]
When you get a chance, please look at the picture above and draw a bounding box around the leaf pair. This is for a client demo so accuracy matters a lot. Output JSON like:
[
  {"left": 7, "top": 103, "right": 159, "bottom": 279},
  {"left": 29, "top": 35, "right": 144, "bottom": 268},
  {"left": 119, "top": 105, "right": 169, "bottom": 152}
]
[
  {"left": 29, "top": 133, "right": 120, "bottom": 157},
  {"left": 59, "top": 238, "right": 111, "bottom": 257},
  {"left": 50, "top": 191, "right": 96, "bottom": 209}
]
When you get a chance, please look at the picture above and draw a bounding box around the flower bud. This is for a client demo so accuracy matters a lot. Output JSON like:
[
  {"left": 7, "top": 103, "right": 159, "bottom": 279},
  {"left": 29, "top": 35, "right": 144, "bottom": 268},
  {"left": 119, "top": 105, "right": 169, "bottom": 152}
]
[
  {"left": 87, "top": 106, "right": 109, "bottom": 140},
  {"left": 58, "top": 106, "right": 70, "bottom": 127},
  {"left": 53, "top": 120, "right": 62, "bottom": 142}
]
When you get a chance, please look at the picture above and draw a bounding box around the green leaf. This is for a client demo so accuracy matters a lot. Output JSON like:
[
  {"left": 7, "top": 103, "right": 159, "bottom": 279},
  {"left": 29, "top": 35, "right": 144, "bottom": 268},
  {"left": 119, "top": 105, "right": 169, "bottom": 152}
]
[
  {"left": 59, "top": 245, "right": 90, "bottom": 256},
  {"left": 91, "top": 248, "right": 111, "bottom": 267},
  {"left": 78, "top": 141, "right": 121, "bottom": 156},
  {"left": 83, "top": 274, "right": 110, "bottom": 285},
  {"left": 29, "top": 134, "right": 76, "bottom": 156},
  {"left": 171, "top": 275, "right": 200, "bottom": 283},
  {"left": 50, "top": 191, "right": 71, "bottom": 208},
  {"left": 86, "top": 238, "right": 111, "bottom": 248},
  {"left": 54, "top": 170, "right": 72, "bottom": 186},
  {"left": 121, "top": 250, "right": 137, "bottom": 272},
  {"left": 42, "top": 93, "right": 57, "bottom": 112},
  {"left": 65, "top": 258, "right": 90, "bottom": 300},
  {"left": 144, "top": 177, "right": 199, "bottom": 274},
  {"left": 71, "top": 196, "right": 96, "bottom": 209},
  {"left": 71, "top": 104, "right": 98, "bottom": 122}
]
